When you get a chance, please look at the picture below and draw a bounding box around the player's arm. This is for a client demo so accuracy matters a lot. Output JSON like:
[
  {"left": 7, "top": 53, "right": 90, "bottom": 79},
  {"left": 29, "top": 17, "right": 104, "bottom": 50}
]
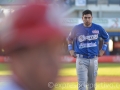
[
  {"left": 67, "top": 40, "right": 76, "bottom": 58},
  {"left": 99, "top": 26, "right": 109, "bottom": 57},
  {"left": 99, "top": 42, "right": 108, "bottom": 57},
  {"left": 67, "top": 27, "right": 76, "bottom": 58}
]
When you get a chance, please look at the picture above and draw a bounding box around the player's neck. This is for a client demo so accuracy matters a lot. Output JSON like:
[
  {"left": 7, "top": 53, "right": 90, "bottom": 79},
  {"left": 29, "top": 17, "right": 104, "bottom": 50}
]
[{"left": 83, "top": 23, "right": 92, "bottom": 27}]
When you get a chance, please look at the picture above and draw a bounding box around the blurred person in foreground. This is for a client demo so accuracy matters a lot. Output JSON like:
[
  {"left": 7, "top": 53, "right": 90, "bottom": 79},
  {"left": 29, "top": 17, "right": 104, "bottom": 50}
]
[{"left": 0, "top": 3, "right": 64, "bottom": 90}]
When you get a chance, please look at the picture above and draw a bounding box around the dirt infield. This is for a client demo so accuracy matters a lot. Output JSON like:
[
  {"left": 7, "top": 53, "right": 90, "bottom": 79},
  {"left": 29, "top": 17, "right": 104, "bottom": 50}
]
[{"left": 57, "top": 76, "right": 120, "bottom": 82}]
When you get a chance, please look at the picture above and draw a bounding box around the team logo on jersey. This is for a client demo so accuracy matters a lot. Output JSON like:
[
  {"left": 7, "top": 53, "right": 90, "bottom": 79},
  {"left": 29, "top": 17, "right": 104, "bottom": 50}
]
[
  {"left": 78, "top": 35, "right": 86, "bottom": 42},
  {"left": 92, "top": 30, "right": 99, "bottom": 34}
]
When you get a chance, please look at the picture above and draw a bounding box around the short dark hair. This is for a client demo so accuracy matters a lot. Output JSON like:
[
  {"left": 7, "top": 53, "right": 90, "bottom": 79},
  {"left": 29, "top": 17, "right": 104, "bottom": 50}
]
[{"left": 82, "top": 10, "right": 92, "bottom": 16}]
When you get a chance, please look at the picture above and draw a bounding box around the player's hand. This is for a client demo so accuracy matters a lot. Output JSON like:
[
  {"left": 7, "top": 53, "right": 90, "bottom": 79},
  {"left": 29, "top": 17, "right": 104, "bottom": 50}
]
[
  {"left": 98, "top": 50, "right": 105, "bottom": 57},
  {"left": 69, "top": 50, "right": 76, "bottom": 58}
]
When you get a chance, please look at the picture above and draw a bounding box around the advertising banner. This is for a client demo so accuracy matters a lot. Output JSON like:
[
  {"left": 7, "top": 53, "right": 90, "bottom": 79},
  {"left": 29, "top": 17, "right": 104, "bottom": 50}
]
[
  {"left": 114, "top": 42, "right": 120, "bottom": 48},
  {"left": 61, "top": 55, "right": 120, "bottom": 63},
  {"left": 1, "top": 55, "right": 120, "bottom": 63},
  {"left": 75, "top": 0, "right": 86, "bottom": 6},
  {"left": 61, "top": 18, "right": 120, "bottom": 29}
]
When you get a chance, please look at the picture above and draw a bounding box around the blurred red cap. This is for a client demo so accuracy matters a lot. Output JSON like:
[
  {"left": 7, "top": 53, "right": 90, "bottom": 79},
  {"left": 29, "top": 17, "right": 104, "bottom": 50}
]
[{"left": 0, "top": 4, "right": 64, "bottom": 54}]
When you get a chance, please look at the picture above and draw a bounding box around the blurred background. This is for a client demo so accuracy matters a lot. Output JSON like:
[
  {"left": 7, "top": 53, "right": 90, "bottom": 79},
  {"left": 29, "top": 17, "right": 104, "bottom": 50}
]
[{"left": 0, "top": 0, "right": 120, "bottom": 90}]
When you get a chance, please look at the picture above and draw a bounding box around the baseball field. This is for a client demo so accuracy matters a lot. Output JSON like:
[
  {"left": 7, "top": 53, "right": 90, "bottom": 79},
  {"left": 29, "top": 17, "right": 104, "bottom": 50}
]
[
  {"left": 55, "top": 63, "right": 120, "bottom": 90},
  {"left": 0, "top": 63, "right": 120, "bottom": 90}
]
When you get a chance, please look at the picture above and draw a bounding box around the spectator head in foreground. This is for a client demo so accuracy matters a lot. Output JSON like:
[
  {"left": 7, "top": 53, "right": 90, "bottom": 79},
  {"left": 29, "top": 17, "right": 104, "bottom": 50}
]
[{"left": 0, "top": 3, "right": 64, "bottom": 90}]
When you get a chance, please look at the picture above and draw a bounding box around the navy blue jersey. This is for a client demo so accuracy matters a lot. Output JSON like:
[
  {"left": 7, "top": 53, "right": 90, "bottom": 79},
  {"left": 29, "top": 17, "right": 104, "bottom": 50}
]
[{"left": 67, "top": 23, "right": 109, "bottom": 56}]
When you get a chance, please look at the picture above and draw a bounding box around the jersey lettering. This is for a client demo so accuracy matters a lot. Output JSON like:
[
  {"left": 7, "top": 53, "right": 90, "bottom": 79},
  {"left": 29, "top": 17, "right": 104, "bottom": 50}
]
[
  {"left": 78, "top": 34, "right": 98, "bottom": 42},
  {"left": 79, "top": 42, "right": 97, "bottom": 49}
]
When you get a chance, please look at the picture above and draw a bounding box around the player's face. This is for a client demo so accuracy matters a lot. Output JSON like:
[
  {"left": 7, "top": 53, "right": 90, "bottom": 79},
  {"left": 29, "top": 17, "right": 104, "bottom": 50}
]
[{"left": 82, "top": 14, "right": 92, "bottom": 27}]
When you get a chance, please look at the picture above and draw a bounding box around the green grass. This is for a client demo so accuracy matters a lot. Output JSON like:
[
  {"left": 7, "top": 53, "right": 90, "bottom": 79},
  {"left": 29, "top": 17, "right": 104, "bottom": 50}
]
[
  {"left": 59, "top": 67, "right": 120, "bottom": 76},
  {"left": 0, "top": 63, "right": 120, "bottom": 76},
  {"left": 0, "top": 71, "right": 11, "bottom": 75},
  {"left": 53, "top": 82, "right": 120, "bottom": 90},
  {"left": 0, "top": 63, "right": 9, "bottom": 71},
  {"left": 59, "top": 63, "right": 120, "bottom": 76},
  {"left": 0, "top": 63, "right": 11, "bottom": 76},
  {"left": 61, "top": 63, "right": 120, "bottom": 68}
]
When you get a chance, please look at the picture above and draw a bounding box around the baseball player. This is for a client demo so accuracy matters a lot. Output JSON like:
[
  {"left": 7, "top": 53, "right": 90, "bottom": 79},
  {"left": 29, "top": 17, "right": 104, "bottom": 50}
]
[
  {"left": 67, "top": 10, "right": 109, "bottom": 90},
  {"left": 0, "top": 4, "right": 64, "bottom": 90}
]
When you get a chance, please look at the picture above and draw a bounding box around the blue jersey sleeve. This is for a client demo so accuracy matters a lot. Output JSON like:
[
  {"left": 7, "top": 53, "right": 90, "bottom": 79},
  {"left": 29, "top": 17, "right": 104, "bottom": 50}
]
[
  {"left": 99, "top": 26, "right": 109, "bottom": 43},
  {"left": 67, "top": 26, "right": 76, "bottom": 41}
]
